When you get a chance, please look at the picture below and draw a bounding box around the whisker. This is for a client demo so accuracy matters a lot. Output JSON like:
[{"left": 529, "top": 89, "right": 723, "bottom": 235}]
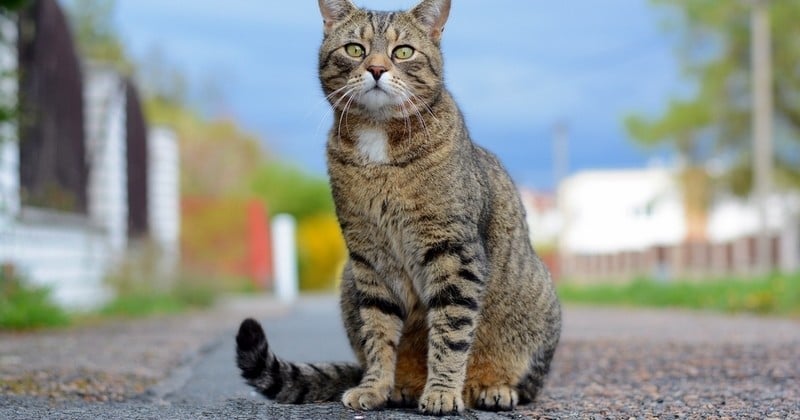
[
  {"left": 398, "top": 101, "right": 411, "bottom": 142},
  {"left": 315, "top": 85, "right": 358, "bottom": 138},
  {"left": 406, "top": 98, "right": 430, "bottom": 142},
  {"left": 305, "top": 84, "right": 352, "bottom": 120},
  {"left": 338, "top": 91, "right": 359, "bottom": 140},
  {"left": 410, "top": 92, "right": 438, "bottom": 121}
]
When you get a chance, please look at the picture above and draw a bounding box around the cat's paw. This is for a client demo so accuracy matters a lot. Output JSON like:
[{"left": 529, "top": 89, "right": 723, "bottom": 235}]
[
  {"left": 388, "top": 385, "right": 419, "bottom": 408},
  {"left": 342, "top": 386, "right": 388, "bottom": 411},
  {"left": 418, "top": 388, "right": 464, "bottom": 415},
  {"left": 470, "top": 385, "right": 518, "bottom": 411}
]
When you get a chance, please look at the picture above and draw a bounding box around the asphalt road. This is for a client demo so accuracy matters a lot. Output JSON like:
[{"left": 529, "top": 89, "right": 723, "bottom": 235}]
[
  {"left": 2, "top": 295, "right": 799, "bottom": 419},
  {"left": 2, "top": 296, "right": 513, "bottom": 419},
  {"left": 159, "top": 296, "right": 515, "bottom": 419}
]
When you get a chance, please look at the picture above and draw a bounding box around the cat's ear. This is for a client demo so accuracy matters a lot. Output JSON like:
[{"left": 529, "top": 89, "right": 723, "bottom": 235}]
[
  {"left": 411, "top": 0, "right": 451, "bottom": 42},
  {"left": 318, "top": 0, "right": 357, "bottom": 35}
]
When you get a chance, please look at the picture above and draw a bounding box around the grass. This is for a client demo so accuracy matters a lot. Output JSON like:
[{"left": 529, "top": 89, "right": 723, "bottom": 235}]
[
  {"left": 97, "top": 274, "right": 219, "bottom": 318},
  {"left": 557, "top": 272, "right": 800, "bottom": 316},
  {"left": 0, "top": 243, "right": 246, "bottom": 329},
  {"left": 0, "top": 271, "right": 71, "bottom": 330}
]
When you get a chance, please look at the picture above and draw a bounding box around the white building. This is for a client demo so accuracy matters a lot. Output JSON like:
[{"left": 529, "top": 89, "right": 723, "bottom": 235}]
[
  {"left": 0, "top": 15, "right": 181, "bottom": 309},
  {"left": 84, "top": 63, "right": 130, "bottom": 254},
  {"left": 559, "top": 169, "right": 686, "bottom": 255},
  {"left": 519, "top": 188, "right": 560, "bottom": 248},
  {"left": 558, "top": 168, "right": 800, "bottom": 281},
  {"left": 147, "top": 126, "right": 180, "bottom": 274}
]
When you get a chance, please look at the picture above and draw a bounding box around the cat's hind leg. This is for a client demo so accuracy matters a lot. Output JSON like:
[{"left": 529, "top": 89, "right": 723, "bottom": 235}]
[
  {"left": 462, "top": 352, "right": 526, "bottom": 411},
  {"left": 515, "top": 343, "right": 558, "bottom": 405},
  {"left": 388, "top": 311, "right": 428, "bottom": 408}
]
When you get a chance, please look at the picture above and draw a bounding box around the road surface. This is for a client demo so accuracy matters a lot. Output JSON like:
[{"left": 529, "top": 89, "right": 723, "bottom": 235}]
[{"left": 1, "top": 295, "right": 799, "bottom": 418}]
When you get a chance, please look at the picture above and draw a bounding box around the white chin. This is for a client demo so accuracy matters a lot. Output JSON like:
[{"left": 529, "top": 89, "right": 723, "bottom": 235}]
[{"left": 359, "top": 89, "right": 396, "bottom": 112}]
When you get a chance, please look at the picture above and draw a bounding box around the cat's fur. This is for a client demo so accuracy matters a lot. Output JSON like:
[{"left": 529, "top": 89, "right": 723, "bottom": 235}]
[{"left": 236, "top": 0, "right": 561, "bottom": 414}]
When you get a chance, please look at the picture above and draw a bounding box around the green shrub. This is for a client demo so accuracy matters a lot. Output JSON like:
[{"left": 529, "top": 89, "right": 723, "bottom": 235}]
[
  {"left": 99, "top": 274, "right": 217, "bottom": 318},
  {"left": 99, "top": 243, "right": 218, "bottom": 318},
  {"left": 0, "top": 270, "right": 70, "bottom": 330}
]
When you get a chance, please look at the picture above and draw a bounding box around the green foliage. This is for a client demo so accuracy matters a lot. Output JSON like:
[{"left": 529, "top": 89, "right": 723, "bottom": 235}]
[
  {"left": 98, "top": 276, "right": 219, "bottom": 317},
  {"left": 630, "top": 0, "right": 800, "bottom": 194},
  {"left": 66, "top": 0, "right": 133, "bottom": 74},
  {"left": 251, "top": 162, "right": 335, "bottom": 221},
  {"left": 98, "top": 280, "right": 215, "bottom": 318},
  {"left": 146, "top": 98, "right": 264, "bottom": 198},
  {"left": 0, "top": 0, "right": 29, "bottom": 12},
  {"left": 251, "top": 163, "right": 343, "bottom": 291},
  {"left": 625, "top": 99, "right": 712, "bottom": 162},
  {"left": 0, "top": 69, "right": 15, "bottom": 144},
  {"left": 100, "top": 245, "right": 218, "bottom": 318},
  {"left": 137, "top": 47, "right": 188, "bottom": 106},
  {"left": 558, "top": 272, "right": 800, "bottom": 317},
  {"left": 0, "top": 270, "right": 71, "bottom": 330}
]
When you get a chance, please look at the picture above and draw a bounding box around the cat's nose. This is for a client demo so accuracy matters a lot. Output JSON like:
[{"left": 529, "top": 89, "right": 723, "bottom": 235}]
[{"left": 367, "top": 65, "right": 388, "bottom": 81}]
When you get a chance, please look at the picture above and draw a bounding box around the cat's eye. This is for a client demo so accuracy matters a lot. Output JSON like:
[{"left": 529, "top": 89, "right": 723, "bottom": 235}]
[
  {"left": 345, "top": 43, "right": 365, "bottom": 58},
  {"left": 393, "top": 46, "right": 415, "bottom": 60}
]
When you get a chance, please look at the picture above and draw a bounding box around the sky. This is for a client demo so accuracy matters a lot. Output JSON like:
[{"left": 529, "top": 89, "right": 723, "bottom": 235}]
[{"left": 110, "top": 0, "right": 683, "bottom": 190}]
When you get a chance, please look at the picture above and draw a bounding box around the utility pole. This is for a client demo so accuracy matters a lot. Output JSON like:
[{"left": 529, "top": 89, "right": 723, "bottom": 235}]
[{"left": 751, "top": 0, "right": 774, "bottom": 274}]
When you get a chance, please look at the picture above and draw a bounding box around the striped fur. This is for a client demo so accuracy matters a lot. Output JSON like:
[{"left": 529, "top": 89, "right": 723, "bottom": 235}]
[
  {"left": 236, "top": 318, "right": 362, "bottom": 403},
  {"left": 237, "top": 0, "right": 561, "bottom": 415}
]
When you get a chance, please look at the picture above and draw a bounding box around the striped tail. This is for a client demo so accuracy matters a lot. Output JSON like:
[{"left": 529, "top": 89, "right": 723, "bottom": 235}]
[{"left": 236, "top": 318, "right": 363, "bottom": 404}]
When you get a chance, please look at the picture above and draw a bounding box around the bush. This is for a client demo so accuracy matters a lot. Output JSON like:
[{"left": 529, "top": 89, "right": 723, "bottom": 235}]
[
  {"left": 99, "top": 243, "right": 218, "bottom": 318},
  {"left": 297, "top": 213, "right": 346, "bottom": 291},
  {"left": 0, "top": 269, "right": 70, "bottom": 330},
  {"left": 99, "top": 274, "right": 218, "bottom": 318}
]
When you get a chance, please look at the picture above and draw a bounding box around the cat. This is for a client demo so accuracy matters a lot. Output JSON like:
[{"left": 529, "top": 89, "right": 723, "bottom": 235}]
[{"left": 236, "top": 0, "right": 561, "bottom": 415}]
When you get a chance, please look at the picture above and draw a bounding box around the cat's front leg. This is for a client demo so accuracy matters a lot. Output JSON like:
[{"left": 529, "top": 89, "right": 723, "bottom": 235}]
[
  {"left": 417, "top": 241, "right": 485, "bottom": 415},
  {"left": 341, "top": 256, "right": 406, "bottom": 411}
]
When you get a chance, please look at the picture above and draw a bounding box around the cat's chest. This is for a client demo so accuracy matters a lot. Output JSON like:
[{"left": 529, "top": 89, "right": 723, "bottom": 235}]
[
  {"left": 354, "top": 127, "right": 390, "bottom": 164},
  {"left": 334, "top": 163, "right": 419, "bottom": 244}
]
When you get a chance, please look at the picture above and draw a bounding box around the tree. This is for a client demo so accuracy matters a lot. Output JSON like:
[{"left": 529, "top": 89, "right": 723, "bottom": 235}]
[
  {"left": 66, "top": 0, "right": 132, "bottom": 73},
  {"left": 0, "top": 0, "right": 29, "bottom": 12},
  {"left": 136, "top": 45, "right": 188, "bottom": 106},
  {"left": 627, "top": 0, "right": 800, "bottom": 196}
]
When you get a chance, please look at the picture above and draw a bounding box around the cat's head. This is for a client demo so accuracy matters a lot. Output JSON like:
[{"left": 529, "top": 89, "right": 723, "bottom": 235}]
[{"left": 318, "top": 0, "right": 450, "bottom": 122}]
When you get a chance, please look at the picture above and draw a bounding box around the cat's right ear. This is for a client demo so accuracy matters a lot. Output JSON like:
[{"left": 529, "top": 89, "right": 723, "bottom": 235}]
[
  {"left": 411, "top": 0, "right": 450, "bottom": 43},
  {"left": 318, "top": 0, "right": 356, "bottom": 35}
]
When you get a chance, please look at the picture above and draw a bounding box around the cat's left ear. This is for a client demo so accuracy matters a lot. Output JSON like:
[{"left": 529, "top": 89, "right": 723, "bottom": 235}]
[
  {"left": 411, "top": 0, "right": 451, "bottom": 43},
  {"left": 319, "top": 0, "right": 357, "bottom": 35}
]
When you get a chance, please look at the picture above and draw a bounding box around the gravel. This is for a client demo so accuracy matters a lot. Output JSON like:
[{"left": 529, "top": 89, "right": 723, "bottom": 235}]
[
  {"left": 1, "top": 298, "right": 798, "bottom": 419},
  {"left": 0, "top": 295, "right": 288, "bottom": 403},
  {"left": 520, "top": 307, "right": 800, "bottom": 419}
]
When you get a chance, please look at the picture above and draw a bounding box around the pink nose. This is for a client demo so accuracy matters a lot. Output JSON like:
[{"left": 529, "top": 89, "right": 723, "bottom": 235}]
[{"left": 367, "top": 65, "right": 387, "bottom": 81}]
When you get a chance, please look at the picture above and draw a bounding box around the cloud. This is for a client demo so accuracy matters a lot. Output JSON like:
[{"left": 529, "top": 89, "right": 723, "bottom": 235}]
[{"left": 111, "top": 0, "right": 684, "bottom": 188}]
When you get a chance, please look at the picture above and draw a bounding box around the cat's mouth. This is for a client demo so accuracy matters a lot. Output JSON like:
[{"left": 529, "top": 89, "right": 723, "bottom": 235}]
[{"left": 359, "top": 87, "right": 396, "bottom": 112}]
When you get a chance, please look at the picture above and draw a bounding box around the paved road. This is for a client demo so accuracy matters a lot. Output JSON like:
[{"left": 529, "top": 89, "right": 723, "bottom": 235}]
[
  {"left": 2, "top": 296, "right": 799, "bottom": 419},
  {"left": 156, "top": 296, "right": 512, "bottom": 419}
]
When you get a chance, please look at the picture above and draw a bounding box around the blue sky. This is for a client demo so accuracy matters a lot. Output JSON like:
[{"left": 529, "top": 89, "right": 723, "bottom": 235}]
[{"left": 110, "top": 0, "right": 682, "bottom": 190}]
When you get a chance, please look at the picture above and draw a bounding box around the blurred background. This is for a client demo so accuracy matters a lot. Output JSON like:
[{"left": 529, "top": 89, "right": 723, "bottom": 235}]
[{"left": 0, "top": 0, "right": 798, "bottom": 329}]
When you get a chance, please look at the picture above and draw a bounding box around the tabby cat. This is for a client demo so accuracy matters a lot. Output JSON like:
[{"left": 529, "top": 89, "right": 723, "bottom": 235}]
[{"left": 236, "top": 0, "right": 561, "bottom": 414}]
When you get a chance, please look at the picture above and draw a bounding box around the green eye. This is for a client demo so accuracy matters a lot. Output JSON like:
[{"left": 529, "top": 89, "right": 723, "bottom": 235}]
[
  {"left": 345, "top": 43, "right": 365, "bottom": 58},
  {"left": 393, "top": 46, "right": 414, "bottom": 60}
]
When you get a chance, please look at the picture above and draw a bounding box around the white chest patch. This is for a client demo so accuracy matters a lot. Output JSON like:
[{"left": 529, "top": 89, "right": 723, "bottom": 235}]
[{"left": 356, "top": 128, "right": 390, "bottom": 164}]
